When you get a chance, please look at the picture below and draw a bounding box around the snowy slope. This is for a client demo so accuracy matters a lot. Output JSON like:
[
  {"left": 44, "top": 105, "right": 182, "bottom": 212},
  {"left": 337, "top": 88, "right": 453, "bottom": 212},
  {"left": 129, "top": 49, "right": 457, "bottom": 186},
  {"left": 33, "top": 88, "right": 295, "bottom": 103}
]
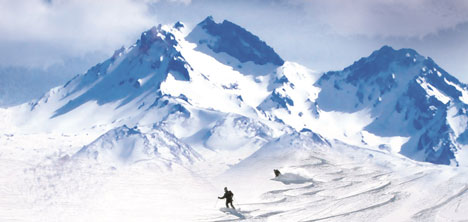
[
  {"left": 255, "top": 45, "right": 468, "bottom": 166},
  {"left": 0, "top": 16, "right": 468, "bottom": 222},
  {"left": 75, "top": 125, "right": 201, "bottom": 167},
  {"left": 0, "top": 16, "right": 294, "bottom": 190},
  {"left": 2, "top": 17, "right": 296, "bottom": 172},
  {"left": 212, "top": 133, "right": 468, "bottom": 221},
  {"left": 187, "top": 16, "right": 284, "bottom": 69},
  {"left": 6, "top": 19, "right": 280, "bottom": 134},
  {"left": 314, "top": 46, "right": 468, "bottom": 165},
  {"left": 2, "top": 125, "right": 467, "bottom": 221}
]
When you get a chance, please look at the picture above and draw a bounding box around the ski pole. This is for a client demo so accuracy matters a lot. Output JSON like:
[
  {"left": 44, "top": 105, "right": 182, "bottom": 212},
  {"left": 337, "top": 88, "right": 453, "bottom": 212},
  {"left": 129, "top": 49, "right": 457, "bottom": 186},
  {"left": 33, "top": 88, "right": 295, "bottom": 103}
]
[{"left": 214, "top": 198, "right": 219, "bottom": 208}]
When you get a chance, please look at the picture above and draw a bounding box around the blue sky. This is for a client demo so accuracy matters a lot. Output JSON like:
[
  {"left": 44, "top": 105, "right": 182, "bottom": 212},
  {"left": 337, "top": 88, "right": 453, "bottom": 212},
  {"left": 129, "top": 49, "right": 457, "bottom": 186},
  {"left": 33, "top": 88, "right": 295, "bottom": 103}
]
[{"left": 1, "top": 0, "right": 467, "bottom": 81}]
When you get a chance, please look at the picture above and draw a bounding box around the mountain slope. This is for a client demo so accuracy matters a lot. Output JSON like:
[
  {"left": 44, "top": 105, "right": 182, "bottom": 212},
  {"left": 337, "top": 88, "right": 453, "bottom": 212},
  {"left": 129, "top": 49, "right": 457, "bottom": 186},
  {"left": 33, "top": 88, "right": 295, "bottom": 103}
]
[
  {"left": 187, "top": 16, "right": 284, "bottom": 66},
  {"left": 253, "top": 45, "right": 468, "bottom": 165},
  {"left": 10, "top": 18, "right": 287, "bottom": 134},
  {"left": 214, "top": 137, "right": 468, "bottom": 221},
  {"left": 4, "top": 17, "right": 296, "bottom": 173},
  {"left": 0, "top": 16, "right": 468, "bottom": 222},
  {"left": 315, "top": 46, "right": 468, "bottom": 165},
  {"left": 3, "top": 19, "right": 468, "bottom": 167},
  {"left": 75, "top": 125, "right": 201, "bottom": 167}
]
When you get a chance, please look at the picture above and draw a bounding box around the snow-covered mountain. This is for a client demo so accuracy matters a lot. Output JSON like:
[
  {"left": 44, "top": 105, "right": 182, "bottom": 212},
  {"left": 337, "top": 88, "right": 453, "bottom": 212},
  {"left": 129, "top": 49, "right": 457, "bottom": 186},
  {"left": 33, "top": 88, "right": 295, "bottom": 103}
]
[
  {"left": 9, "top": 18, "right": 279, "bottom": 132},
  {"left": 1, "top": 16, "right": 468, "bottom": 221},
  {"left": 187, "top": 16, "right": 284, "bottom": 67},
  {"left": 314, "top": 46, "right": 468, "bottom": 165},
  {"left": 252, "top": 44, "right": 468, "bottom": 166},
  {"left": 3, "top": 16, "right": 468, "bottom": 166},
  {"left": 75, "top": 125, "right": 201, "bottom": 167},
  {"left": 3, "top": 17, "right": 295, "bottom": 170}
]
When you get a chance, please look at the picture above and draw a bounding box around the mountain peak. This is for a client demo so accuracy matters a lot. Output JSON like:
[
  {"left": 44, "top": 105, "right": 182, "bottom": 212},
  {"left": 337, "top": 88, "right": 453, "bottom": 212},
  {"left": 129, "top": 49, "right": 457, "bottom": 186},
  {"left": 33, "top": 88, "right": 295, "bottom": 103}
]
[
  {"left": 369, "top": 45, "right": 421, "bottom": 62},
  {"left": 173, "top": 21, "right": 185, "bottom": 30},
  {"left": 316, "top": 45, "right": 427, "bottom": 88},
  {"left": 314, "top": 45, "right": 468, "bottom": 165},
  {"left": 188, "top": 16, "right": 284, "bottom": 66},
  {"left": 200, "top": 16, "right": 215, "bottom": 25},
  {"left": 111, "top": 46, "right": 126, "bottom": 60},
  {"left": 138, "top": 25, "right": 178, "bottom": 53}
]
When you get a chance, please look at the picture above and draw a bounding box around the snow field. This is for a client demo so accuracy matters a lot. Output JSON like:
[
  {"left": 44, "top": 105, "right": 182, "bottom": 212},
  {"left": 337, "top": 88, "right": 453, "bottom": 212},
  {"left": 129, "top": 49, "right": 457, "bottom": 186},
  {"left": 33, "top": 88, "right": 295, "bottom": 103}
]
[{"left": 0, "top": 18, "right": 468, "bottom": 222}]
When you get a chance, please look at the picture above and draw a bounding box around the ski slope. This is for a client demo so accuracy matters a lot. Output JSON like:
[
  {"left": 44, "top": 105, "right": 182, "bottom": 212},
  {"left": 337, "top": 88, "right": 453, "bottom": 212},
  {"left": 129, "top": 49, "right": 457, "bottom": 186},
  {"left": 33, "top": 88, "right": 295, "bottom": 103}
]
[
  {"left": 1, "top": 130, "right": 467, "bottom": 221},
  {"left": 209, "top": 139, "right": 468, "bottom": 221}
]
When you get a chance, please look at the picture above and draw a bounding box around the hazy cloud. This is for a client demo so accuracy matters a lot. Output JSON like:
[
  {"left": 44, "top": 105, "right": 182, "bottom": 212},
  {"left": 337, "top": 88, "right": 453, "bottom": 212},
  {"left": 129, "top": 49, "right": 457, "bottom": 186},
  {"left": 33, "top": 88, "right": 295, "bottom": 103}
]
[
  {"left": 0, "top": 0, "right": 156, "bottom": 67},
  {"left": 288, "top": 0, "right": 468, "bottom": 37},
  {"left": 0, "top": 0, "right": 467, "bottom": 82}
]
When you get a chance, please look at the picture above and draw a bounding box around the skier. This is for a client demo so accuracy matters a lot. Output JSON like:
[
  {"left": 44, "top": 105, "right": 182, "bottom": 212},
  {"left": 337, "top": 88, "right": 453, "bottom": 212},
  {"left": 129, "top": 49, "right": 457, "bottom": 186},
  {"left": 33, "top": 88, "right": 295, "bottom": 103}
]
[
  {"left": 274, "top": 169, "right": 281, "bottom": 177},
  {"left": 218, "top": 187, "right": 235, "bottom": 209}
]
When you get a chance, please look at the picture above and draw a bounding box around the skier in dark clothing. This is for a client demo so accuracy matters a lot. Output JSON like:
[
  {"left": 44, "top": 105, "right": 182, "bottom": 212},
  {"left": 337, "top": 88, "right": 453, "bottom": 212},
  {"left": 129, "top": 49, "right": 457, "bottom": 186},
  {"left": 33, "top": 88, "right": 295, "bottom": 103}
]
[
  {"left": 274, "top": 169, "right": 281, "bottom": 177},
  {"left": 218, "top": 187, "right": 235, "bottom": 209}
]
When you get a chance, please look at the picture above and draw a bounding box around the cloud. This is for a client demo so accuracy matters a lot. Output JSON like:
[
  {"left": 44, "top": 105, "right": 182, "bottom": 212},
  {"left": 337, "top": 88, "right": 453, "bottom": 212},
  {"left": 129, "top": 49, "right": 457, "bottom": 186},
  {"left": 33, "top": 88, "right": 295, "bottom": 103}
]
[
  {"left": 287, "top": 0, "right": 468, "bottom": 37},
  {"left": 1, "top": 0, "right": 468, "bottom": 80},
  {"left": 0, "top": 0, "right": 157, "bottom": 67}
]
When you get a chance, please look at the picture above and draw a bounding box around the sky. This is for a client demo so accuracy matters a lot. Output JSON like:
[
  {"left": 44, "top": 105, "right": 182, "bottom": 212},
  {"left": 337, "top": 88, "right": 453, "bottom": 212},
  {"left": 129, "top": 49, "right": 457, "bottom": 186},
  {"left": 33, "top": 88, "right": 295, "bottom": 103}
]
[{"left": 1, "top": 0, "right": 467, "bottom": 82}]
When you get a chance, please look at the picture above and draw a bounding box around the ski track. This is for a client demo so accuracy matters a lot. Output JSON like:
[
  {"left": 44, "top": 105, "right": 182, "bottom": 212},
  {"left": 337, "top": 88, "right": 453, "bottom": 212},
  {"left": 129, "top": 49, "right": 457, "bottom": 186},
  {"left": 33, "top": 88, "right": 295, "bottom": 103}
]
[
  {"left": 412, "top": 185, "right": 468, "bottom": 221},
  {"left": 2, "top": 133, "right": 468, "bottom": 222},
  {"left": 302, "top": 195, "right": 398, "bottom": 222},
  {"left": 206, "top": 146, "right": 468, "bottom": 222},
  {"left": 2, "top": 132, "right": 468, "bottom": 222}
]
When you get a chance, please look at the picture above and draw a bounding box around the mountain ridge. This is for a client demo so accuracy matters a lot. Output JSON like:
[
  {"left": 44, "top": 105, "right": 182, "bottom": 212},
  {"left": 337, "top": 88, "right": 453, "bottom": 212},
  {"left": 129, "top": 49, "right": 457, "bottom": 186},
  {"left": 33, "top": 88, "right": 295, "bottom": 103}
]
[
  {"left": 188, "top": 16, "right": 284, "bottom": 66},
  {"left": 313, "top": 45, "right": 468, "bottom": 165},
  {"left": 4, "top": 17, "right": 468, "bottom": 166}
]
